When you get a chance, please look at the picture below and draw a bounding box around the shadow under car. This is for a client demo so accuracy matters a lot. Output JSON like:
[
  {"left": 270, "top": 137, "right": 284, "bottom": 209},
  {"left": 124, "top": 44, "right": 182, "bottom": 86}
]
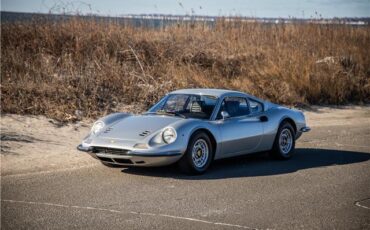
[{"left": 120, "top": 148, "right": 370, "bottom": 180}]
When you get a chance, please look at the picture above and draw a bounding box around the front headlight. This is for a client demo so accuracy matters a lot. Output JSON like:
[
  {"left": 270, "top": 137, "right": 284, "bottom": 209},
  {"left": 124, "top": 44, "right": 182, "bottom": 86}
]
[
  {"left": 162, "top": 127, "right": 177, "bottom": 144},
  {"left": 91, "top": 121, "right": 105, "bottom": 135}
]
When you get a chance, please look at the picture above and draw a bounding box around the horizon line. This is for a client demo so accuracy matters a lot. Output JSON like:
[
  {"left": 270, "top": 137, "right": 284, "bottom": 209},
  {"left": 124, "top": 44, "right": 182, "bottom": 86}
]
[{"left": 1, "top": 11, "right": 370, "bottom": 20}]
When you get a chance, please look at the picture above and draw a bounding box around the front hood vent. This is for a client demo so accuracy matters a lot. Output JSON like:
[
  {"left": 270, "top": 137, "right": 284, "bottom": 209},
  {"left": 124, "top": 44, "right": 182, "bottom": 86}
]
[{"left": 139, "top": 130, "right": 151, "bottom": 137}]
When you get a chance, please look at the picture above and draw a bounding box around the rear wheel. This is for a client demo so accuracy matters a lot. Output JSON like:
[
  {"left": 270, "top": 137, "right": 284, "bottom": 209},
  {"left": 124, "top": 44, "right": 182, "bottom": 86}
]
[
  {"left": 178, "top": 132, "right": 213, "bottom": 175},
  {"left": 270, "top": 122, "right": 296, "bottom": 159}
]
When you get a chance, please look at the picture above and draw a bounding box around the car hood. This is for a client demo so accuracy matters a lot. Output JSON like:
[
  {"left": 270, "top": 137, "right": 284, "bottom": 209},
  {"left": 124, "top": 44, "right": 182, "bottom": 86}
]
[{"left": 97, "top": 115, "right": 182, "bottom": 141}]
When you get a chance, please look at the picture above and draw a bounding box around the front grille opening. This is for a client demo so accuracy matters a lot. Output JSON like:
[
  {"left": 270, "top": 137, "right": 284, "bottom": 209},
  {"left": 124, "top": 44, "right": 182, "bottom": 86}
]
[
  {"left": 113, "top": 158, "right": 133, "bottom": 164},
  {"left": 135, "top": 161, "right": 145, "bottom": 164},
  {"left": 93, "top": 147, "right": 128, "bottom": 155},
  {"left": 97, "top": 156, "right": 114, "bottom": 163}
]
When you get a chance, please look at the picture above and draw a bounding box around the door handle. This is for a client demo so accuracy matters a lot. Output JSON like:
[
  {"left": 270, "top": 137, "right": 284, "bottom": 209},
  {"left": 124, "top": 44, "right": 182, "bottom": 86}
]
[{"left": 259, "top": 116, "right": 268, "bottom": 122}]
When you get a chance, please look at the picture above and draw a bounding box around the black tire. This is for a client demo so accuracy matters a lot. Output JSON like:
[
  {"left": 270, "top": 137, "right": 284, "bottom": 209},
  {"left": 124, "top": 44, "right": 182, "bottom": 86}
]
[
  {"left": 270, "top": 122, "right": 296, "bottom": 159},
  {"left": 178, "top": 131, "right": 213, "bottom": 175}
]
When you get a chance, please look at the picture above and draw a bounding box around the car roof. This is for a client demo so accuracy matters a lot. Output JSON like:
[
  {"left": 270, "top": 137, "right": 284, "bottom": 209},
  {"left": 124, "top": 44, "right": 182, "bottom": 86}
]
[{"left": 169, "top": 88, "right": 248, "bottom": 97}]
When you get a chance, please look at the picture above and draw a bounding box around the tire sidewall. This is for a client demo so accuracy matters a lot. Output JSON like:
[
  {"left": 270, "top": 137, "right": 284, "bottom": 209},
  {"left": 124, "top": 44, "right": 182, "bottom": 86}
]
[
  {"left": 183, "top": 132, "right": 213, "bottom": 174},
  {"left": 274, "top": 122, "right": 296, "bottom": 159}
]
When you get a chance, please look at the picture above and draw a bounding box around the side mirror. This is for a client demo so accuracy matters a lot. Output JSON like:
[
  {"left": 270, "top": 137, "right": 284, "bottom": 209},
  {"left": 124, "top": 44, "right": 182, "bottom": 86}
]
[{"left": 221, "top": 111, "right": 230, "bottom": 120}]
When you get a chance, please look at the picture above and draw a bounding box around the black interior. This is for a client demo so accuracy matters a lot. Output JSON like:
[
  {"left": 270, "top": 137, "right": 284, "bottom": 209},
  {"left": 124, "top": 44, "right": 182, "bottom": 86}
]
[
  {"left": 181, "top": 100, "right": 212, "bottom": 119},
  {"left": 217, "top": 100, "right": 250, "bottom": 119}
]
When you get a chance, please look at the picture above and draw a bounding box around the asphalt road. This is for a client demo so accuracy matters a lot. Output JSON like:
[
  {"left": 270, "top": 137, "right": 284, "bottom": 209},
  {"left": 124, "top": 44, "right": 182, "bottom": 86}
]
[{"left": 2, "top": 124, "right": 370, "bottom": 229}]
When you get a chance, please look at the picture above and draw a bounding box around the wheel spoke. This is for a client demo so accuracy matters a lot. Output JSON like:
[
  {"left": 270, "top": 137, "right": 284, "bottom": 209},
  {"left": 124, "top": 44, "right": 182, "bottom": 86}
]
[
  {"left": 279, "top": 128, "right": 293, "bottom": 155},
  {"left": 191, "top": 139, "right": 209, "bottom": 168}
]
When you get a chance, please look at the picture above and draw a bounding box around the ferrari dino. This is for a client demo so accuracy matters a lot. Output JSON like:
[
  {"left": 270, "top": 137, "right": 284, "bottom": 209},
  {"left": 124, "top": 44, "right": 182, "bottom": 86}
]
[{"left": 77, "top": 89, "right": 310, "bottom": 174}]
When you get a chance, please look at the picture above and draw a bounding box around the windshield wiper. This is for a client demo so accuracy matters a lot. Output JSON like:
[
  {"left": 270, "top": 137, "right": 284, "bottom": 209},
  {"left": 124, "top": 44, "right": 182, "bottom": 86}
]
[
  {"left": 145, "top": 111, "right": 186, "bottom": 118},
  {"left": 164, "top": 111, "right": 187, "bottom": 118}
]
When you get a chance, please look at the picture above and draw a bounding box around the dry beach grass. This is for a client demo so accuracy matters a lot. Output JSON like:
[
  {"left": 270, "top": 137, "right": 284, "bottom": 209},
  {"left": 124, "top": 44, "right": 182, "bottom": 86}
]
[{"left": 1, "top": 18, "right": 370, "bottom": 121}]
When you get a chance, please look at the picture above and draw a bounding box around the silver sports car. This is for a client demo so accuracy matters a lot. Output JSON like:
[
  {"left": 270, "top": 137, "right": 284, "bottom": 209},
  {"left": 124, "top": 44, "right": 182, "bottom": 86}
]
[{"left": 77, "top": 88, "right": 310, "bottom": 174}]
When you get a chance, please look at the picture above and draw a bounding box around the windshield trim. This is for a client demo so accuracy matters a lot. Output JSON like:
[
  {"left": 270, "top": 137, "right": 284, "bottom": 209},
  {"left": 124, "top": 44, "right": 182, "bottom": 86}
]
[{"left": 146, "top": 94, "right": 219, "bottom": 120}]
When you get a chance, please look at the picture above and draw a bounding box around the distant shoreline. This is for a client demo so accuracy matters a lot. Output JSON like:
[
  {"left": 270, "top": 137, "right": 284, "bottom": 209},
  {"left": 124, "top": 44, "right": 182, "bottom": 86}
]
[{"left": 1, "top": 11, "right": 369, "bottom": 26}]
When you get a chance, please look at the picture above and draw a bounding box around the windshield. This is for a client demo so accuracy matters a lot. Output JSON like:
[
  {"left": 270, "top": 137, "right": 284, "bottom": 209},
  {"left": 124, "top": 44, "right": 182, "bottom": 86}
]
[{"left": 148, "top": 94, "right": 218, "bottom": 120}]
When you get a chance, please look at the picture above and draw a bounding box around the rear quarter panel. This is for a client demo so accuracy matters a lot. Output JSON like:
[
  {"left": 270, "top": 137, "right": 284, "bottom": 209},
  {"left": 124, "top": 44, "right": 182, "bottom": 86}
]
[{"left": 260, "top": 106, "right": 307, "bottom": 151}]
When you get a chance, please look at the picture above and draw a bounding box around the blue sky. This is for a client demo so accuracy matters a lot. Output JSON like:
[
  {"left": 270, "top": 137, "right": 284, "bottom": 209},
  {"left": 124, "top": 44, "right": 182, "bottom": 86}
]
[{"left": 1, "top": 0, "right": 369, "bottom": 18}]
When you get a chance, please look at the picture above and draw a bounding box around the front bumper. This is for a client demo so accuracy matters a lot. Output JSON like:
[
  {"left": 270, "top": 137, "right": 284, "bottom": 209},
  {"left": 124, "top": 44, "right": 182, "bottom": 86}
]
[
  {"left": 77, "top": 144, "right": 183, "bottom": 167},
  {"left": 300, "top": 126, "right": 311, "bottom": 132},
  {"left": 295, "top": 126, "right": 311, "bottom": 140},
  {"left": 77, "top": 144, "right": 93, "bottom": 152}
]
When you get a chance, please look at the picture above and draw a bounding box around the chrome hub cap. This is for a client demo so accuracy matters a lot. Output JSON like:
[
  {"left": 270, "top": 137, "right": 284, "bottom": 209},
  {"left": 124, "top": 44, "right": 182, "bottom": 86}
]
[
  {"left": 279, "top": 128, "right": 293, "bottom": 155},
  {"left": 192, "top": 139, "right": 209, "bottom": 168}
]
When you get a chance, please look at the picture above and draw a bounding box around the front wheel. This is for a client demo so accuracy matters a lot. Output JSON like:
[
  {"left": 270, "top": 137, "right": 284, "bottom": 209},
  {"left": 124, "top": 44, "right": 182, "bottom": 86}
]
[
  {"left": 178, "top": 132, "right": 213, "bottom": 175},
  {"left": 270, "top": 122, "right": 296, "bottom": 159}
]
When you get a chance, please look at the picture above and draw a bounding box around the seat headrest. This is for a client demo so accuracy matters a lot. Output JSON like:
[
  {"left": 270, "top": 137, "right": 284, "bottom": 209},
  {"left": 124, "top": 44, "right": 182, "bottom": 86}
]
[{"left": 190, "top": 101, "right": 203, "bottom": 113}]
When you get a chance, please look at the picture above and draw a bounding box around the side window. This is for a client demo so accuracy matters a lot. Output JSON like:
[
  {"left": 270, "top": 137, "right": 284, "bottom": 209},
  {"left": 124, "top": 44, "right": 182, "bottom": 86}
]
[
  {"left": 248, "top": 98, "right": 263, "bottom": 114},
  {"left": 217, "top": 97, "right": 250, "bottom": 119}
]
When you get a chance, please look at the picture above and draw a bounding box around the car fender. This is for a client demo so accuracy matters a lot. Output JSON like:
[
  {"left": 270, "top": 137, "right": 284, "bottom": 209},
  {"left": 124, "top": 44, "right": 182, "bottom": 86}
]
[
  {"left": 171, "top": 119, "right": 221, "bottom": 159},
  {"left": 98, "top": 112, "right": 132, "bottom": 126},
  {"left": 83, "top": 113, "right": 131, "bottom": 140}
]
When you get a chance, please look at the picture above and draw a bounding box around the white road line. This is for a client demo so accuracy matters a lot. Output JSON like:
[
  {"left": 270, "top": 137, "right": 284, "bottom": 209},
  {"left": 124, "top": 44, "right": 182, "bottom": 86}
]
[
  {"left": 2, "top": 199, "right": 261, "bottom": 230},
  {"left": 299, "top": 140, "right": 370, "bottom": 149},
  {"left": 1, "top": 164, "right": 99, "bottom": 178},
  {"left": 334, "top": 143, "right": 370, "bottom": 149}
]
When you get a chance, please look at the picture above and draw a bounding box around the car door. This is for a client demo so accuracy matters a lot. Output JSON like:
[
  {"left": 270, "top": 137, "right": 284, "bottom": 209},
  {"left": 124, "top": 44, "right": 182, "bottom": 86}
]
[{"left": 217, "top": 96, "right": 264, "bottom": 157}]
